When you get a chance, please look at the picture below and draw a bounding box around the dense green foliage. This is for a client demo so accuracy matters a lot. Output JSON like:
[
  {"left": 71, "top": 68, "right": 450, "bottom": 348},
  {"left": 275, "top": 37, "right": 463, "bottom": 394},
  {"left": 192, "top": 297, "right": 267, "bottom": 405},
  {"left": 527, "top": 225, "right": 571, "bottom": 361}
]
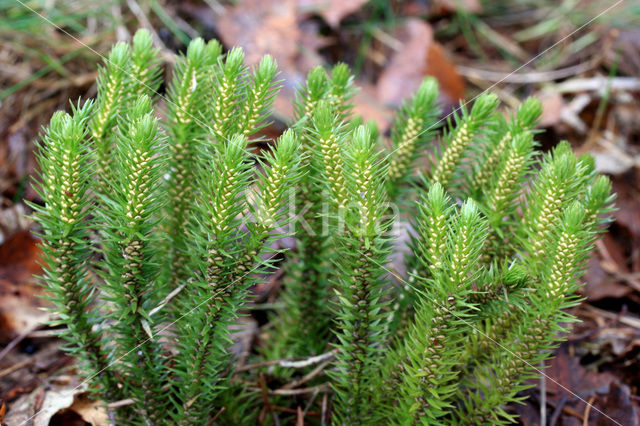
[{"left": 31, "top": 30, "right": 614, "bottom": 425}]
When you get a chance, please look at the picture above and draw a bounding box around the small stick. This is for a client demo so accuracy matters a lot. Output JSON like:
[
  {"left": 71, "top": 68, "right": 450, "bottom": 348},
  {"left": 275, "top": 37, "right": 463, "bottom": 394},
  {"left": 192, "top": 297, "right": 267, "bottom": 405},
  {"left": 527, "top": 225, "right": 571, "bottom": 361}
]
[
  {"left": 125, "top": 0, "right": 167, "bottom": 50},
  {"left": 282, "top": 359, "right": 332, "bottom": 390},
  {"left": 456, "top": 60, "right": 596, "bottom": 84},
  {"left": 207, "top": 406, "right": 226, "bottom": 425},
  {"left": 546, "top": 396, "right": 584, "bottom": 422},
  {"left": 583, "top": 394, "right": 597, "bottom": 426},
  {"left": 563, "top": 406, "right": 585, "bottom": 422},
  {"left": 296, "top": 406, "right": 303, "bottom": 426},
  {"left": 303, "top": 388, "right": 320, "bottom": 418},
  {"left": 27, "top": 329, "right": 64, "bottom": 339},
  {"left": 258, "top": 372, "right": 280, "bottom": 426},
  {"left": 279, "top": 350, "right": 337, "bottom": 368},
  {"left": 0, "top": 358, "right": 35, "bottom": 378},
  {"left": 249, "top": 384, "right": 331, "bottom": 396},
  {"left": 107, "top": 398, "right": 136, "bottom": 409},
  {"left": 549, "top": 395, "right": 566, "bottom": 426},
  {"left": 0, "top": 325, "right": 40, "bottom": 363},
  {"left": 149, "top": 283, "right": 186, "bottom": 316},
  {"left": 321, "top": 393, "right": 328, "bottom": 426},
  {"left": 540, "top": 357, "right": 546, "bottom": 425},
  {"left": 237, "top": 349, "right": 337, "bottom": 372},
  {"left": 270, "top": 405, "right": 320, "bottom": 417},
  {"left": 554, "top": 76, "right": 640, "bottom": 94}
]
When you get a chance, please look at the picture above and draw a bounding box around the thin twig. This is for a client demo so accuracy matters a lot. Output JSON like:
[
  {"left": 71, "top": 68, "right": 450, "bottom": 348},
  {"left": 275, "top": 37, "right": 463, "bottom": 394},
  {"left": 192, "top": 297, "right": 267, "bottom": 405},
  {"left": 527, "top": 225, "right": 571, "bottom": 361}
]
[
  {"left": 540, "top": 358, "right": 547, "bottom": 426},
  {"left": 207, "top": 406, "right": 226, "bottom": 425},
  {"left": 258, "top": 372, "right": 280, "bottom": 426},
  {"left": 303, "top": 388, "right": 320, "bottom": 418},
  {"left": 270, "top": 405, "right": 320, "bottom": 417},
  {"left": 321, "top": 393, "right": 328, "bottom": 426},
  {"left": 473, "top": 19, "right": 529, "bottom": 62},
  {"left": 583, "top": 394, "right": 597, "bottom": 426},
  {"left": 549, "top": 395, "right": 566, "bottom": 426},
  {"left": 282, "top": 359, "right": 332, "bottom": 390},
  {"left": 554, "top": 76, "right": 640, "bottom": 93},
  {"left": 583, "top": 304, "right": 640, "bottom": 330},
  {"left": 237, "top": 349, "right": 337, "bottom": 372},
  {"left": 279, "top": 350, "right": 337, "bottom": 368},
  {"left": 107, "top": 398, "right": 135, "bottom": 409},
  {"left": 546, "top": 396, "right": 584, "bottom": 422},
  {"left": 26, "top": 328, "right": 64, "bottom": 338},
  {"left": 296, "top": 406, "right": 303, "bottom": 426},
  {"left": 236, "top": 359, "right": 282, "bottom": 372},
  {"left": 456, "top": 60, "right": 597, "bottom": 84},
  {"left": 149, "top": 283, "right": 186, "bottom": 316},
  {"left": 125, "top": 0, "right": 167, "bottom": 50},
  {"left": 0, "top": 325, "right": 40, "bottom": 363},
  {"left": 249, "top": 384, "right": 331, "bottom": 396},
  {"left": 0, "top": 358, "right": 35, "bottom": 378}
]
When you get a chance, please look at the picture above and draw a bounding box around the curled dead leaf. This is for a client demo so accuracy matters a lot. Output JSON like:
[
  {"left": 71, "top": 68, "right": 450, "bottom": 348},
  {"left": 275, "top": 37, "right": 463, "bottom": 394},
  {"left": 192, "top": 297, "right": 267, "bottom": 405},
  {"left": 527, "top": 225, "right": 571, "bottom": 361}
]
[
  {"left": 377, "top": 18, "right": 464, "bottom": 112},
  {"left": 0, "top": 230, "right": 50, "bottom": 343},
  {"left": 7, "top": 385, "right": 107, "bottom": 426},
  {"left": 62, "top": 392, "right": 109, "bottom": 426}
]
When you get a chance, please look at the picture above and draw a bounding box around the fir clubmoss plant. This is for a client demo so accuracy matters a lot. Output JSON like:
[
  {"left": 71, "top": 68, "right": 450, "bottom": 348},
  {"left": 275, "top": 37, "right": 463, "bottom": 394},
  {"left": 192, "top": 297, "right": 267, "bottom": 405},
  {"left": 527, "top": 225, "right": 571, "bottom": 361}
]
[
  {"left": 268, "top": 64, "right": 357, "bottom": 359},
  {"left": 29, "top": 101, "right": 118, "bottom": 399},
  {"left": 430, "top": 93, "right": 499, "bottom": 189},
  {"left": 386, "top": 77, "right": 440, "bottom": 199},
  {"left": 32, "top": 31, "right": 614, "bottom": 425},
  {"left": 89, "top": 41, "right": 130, "bottom": 193},
  {"left": 328, "top": 125, "right": 393, "bottom": 423},
  {"left": 162, "top": 38, "right": 221, "bottom": 289},
  {"left": 173, "top": 131, "right": 300, "bottom": 424},
  {"left": 96, "top": 94, "right": 169, "bottom": 421}
]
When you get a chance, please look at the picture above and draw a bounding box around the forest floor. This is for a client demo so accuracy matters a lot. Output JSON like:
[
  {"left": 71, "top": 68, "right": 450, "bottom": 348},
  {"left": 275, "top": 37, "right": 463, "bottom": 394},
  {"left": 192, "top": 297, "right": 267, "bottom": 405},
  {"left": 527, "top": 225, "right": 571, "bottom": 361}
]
[{"left": 1, "top": 1, "right": 640, "bottom": 424}]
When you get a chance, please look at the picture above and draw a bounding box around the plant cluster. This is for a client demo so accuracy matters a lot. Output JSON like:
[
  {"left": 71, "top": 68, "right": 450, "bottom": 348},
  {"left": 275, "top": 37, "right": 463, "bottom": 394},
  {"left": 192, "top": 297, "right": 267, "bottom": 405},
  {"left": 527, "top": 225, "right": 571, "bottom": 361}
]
[{"left": 31, "top": 30, "right": 614, "bottom": 425}]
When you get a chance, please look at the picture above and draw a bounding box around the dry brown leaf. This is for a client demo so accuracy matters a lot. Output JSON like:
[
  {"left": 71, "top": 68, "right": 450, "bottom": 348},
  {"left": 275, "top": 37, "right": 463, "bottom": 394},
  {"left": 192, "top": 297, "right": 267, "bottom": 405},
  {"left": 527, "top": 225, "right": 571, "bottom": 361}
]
[
  {"left": 5, "top": 384, "right": 106, "bottom": 426},
  {"left": 591, "top": 327, "right": 639, "bottom": 357},
  {"left": 298, "top": 0, "right": 368, "bottom": 28},
  {"left": 377, "top": 19, "right": 432, "bottom": 108},
  {"left": 590, "top": 149, "right": 635, "bottom": 175},
  {"left": 611, "top": 174, "right": 640, "bottom": 241},
  {"left": 217, "top": 0, "right": 313, "bottom": 119},
  {"left": 424, "top": 41, "right": 466, "bottom": 111},
  {"left": 351, "top": 82, "right": 393, "bottom": 134},
  {"left": 599, "top": 233, "right": 630, "bottom": 273},
  {"left": 537, "top": 90, "right": 565, "bottom": 127},
  {"left": 0, "top": 340, "right": 69, "bottom": 406},
  {"left": 0, "top": 230, "right": 50, "bottom": 343},
  {"left": 3, "top": 388, "right": 40, "bottom": 425},
  {"left": 34, "top": 386, "right": 79, "bottom": 426},
  {"left": 0, "top": 204, "right": 31, "bottom": 245},
  {"left": 582, "top": 257, "right": 631, "bottom": 301},
  {"left": 217, "top": 0, "right": 299, "bottom": 69},
  {"left": 0, "top": 399, "right": 5, "bottom": 424},
  {"left": 376, "top": 18, "right": 464, "bottom": 111},
  {"left": 66, "top": 392, "right": 109, "bottom": 426},
  {"left": 545, "top": 344, "right": 617, "bottom": 400}
]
